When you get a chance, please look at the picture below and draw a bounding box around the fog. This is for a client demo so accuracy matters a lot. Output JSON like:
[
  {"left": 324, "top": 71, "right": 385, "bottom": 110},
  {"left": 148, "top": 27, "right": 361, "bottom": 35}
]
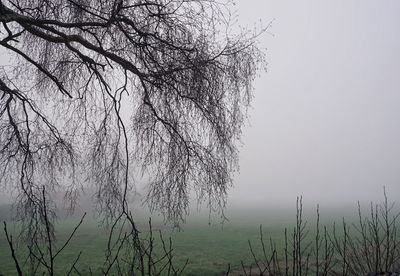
[
  {"left": 1, "top": 1, "right": 400, "bottom": 212},
  {"left": 229, "top": 0, "right": 400, "bottom": 207}
]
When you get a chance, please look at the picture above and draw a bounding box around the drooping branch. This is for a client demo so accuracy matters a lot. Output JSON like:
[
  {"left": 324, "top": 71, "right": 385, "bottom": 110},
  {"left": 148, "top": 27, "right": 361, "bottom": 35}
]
[{"left": 0, "top": 0, "right": 266, "bottom": 229}]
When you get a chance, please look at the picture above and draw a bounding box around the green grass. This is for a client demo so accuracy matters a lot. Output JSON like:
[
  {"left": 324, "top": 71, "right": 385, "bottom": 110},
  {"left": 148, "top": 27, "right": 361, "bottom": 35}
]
[
  {"left": 0, "top": 220, "right": 285, "bottom": 275},
  {"left": 0, "top": 205, "right": 359, "bottom": 275}
]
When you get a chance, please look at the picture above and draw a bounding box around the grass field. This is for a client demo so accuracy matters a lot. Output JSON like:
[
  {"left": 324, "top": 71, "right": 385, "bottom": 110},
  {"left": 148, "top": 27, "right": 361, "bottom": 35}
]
[{"left": 0, "top": 203, "right": 362, "bottom": 275}]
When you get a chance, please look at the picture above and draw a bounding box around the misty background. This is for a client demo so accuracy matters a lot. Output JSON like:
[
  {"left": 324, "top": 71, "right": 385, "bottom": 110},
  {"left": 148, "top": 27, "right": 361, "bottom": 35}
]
[
  {"left": 229, "top": 0, "right": 400, "bottom": 207},
  {"left": 1, "top": 1, "right": 400, "bottom": 211}
]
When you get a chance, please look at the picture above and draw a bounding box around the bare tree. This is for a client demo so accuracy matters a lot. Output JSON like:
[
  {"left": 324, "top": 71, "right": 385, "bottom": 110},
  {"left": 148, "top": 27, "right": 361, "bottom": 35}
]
[{"left": 0, "top": 0, "right": 265, "bottom": 240}]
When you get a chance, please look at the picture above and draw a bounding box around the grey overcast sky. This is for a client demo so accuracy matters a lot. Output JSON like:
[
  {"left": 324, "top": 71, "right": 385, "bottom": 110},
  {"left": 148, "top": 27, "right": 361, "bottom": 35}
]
[
  {"left": 0, "top": 1, "right": 399, "bottom": 208},
  {"left": 228, "top": 0, "right": 400, "bottom": 206}
]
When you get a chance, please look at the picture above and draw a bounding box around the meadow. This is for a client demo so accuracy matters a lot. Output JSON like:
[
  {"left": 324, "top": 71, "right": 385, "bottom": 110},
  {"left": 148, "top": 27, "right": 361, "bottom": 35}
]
[{"left": 0, "top": 202, "right": 365, "bottom": 275}]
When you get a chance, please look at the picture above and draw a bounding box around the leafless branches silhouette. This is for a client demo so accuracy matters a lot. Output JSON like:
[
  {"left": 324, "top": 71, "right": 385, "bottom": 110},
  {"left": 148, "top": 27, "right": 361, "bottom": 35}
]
[
  {"left": 0, "top": 0, "right": 266, "bottom": 273},
  {"left": 0, "top": 0, "right": 265, "bottom": 235}
]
